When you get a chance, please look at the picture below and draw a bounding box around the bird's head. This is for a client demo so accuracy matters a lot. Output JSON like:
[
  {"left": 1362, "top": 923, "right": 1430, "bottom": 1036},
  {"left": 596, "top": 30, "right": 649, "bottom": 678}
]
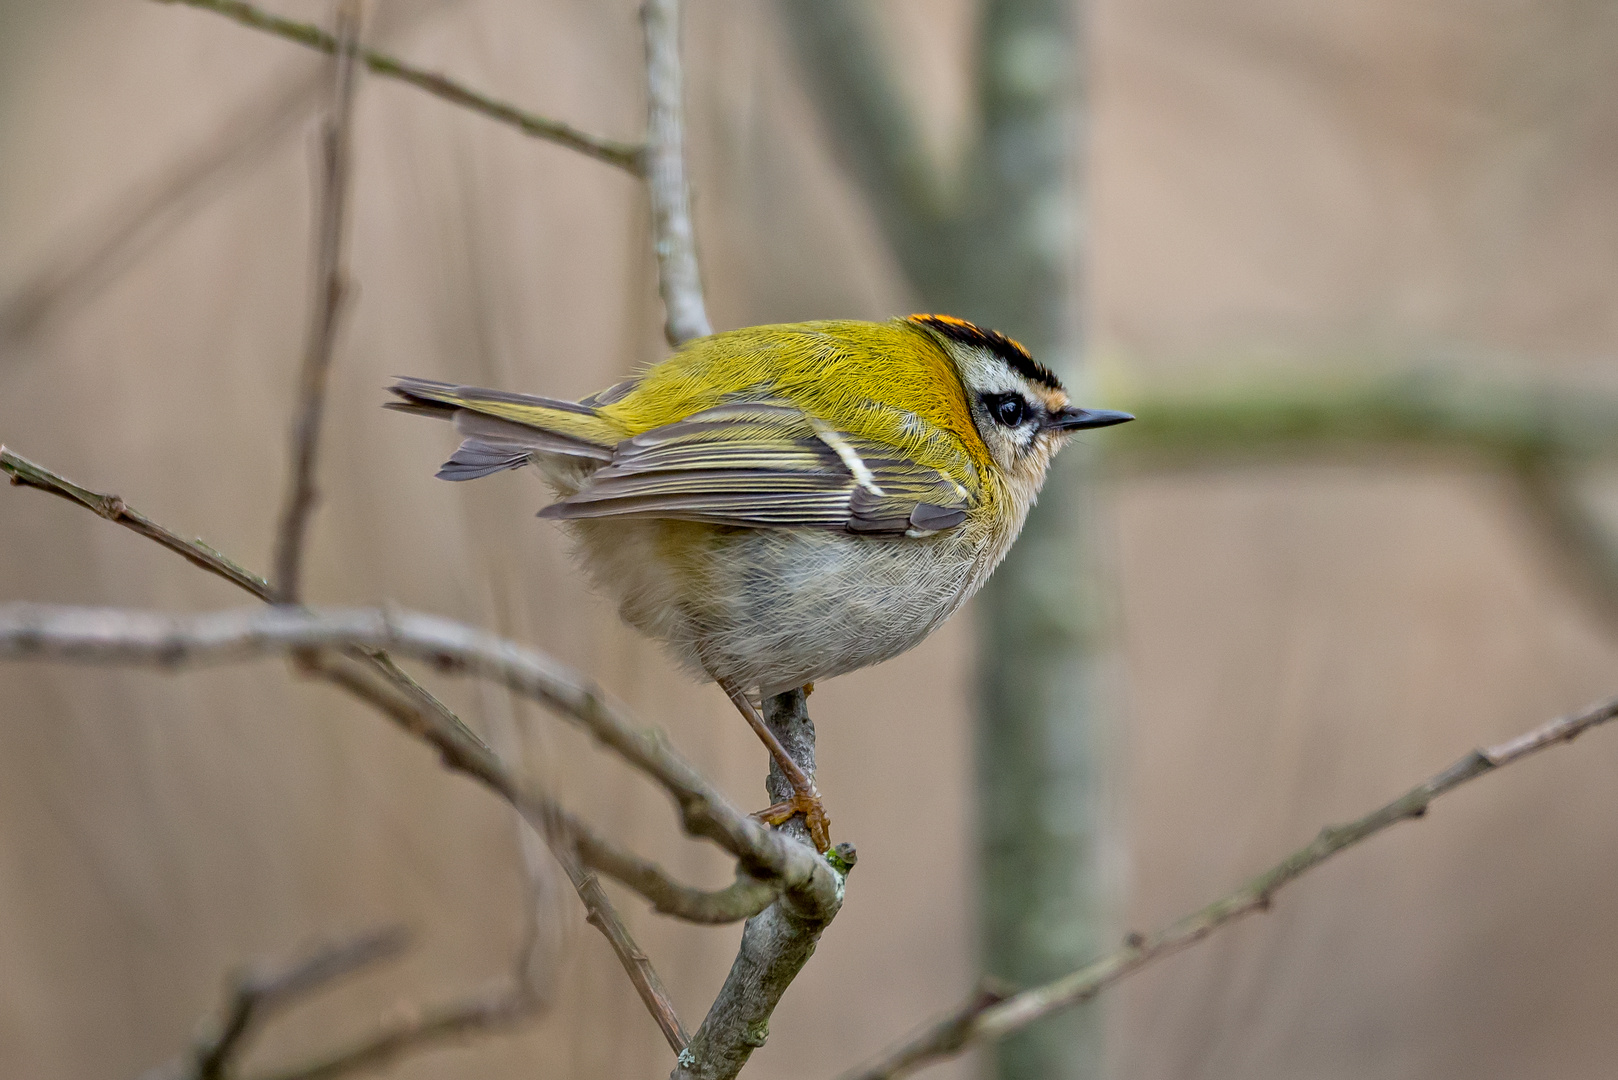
[{"left": 908, "top": 314, "right": 1133, "bottom": 487}]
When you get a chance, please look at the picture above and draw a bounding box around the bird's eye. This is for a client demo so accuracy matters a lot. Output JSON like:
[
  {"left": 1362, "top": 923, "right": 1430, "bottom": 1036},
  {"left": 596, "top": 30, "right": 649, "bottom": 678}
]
[{"left": 986, "top": 394, "right": 1030, "bottom": 427}]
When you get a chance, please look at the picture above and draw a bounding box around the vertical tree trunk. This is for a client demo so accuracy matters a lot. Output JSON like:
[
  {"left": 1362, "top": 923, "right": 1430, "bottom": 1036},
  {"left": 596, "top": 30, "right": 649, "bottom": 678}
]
[
  {"left": 777, "top": 0, "right": 1102, "bottom": 1074},
  {"left": 965, "top": 5, "right": 1102, "bottom": 1074}
]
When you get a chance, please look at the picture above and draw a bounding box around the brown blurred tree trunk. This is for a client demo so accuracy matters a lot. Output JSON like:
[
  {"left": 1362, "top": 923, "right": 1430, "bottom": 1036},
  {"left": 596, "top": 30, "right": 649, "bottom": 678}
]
[{"left": 776, "top": 1, "right": 1102, "bottom": 1076}]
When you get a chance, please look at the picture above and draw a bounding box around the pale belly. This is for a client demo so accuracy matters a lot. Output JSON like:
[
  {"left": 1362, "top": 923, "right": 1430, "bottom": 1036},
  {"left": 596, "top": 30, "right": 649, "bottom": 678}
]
[{"left": 568, "top": 517, "right": 1006, "bottom": 695}]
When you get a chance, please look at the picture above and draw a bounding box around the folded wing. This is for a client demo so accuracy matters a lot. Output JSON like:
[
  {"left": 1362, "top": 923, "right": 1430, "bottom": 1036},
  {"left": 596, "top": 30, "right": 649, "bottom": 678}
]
[{"left": 539, "top": 401, "right": 971, "bottom": 536}]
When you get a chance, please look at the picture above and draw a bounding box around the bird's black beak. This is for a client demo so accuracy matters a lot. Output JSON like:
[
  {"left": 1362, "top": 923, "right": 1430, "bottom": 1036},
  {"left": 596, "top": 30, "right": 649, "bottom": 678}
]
[{"left": 1047, "top": 406, "right": 1135, "bottom": 431}]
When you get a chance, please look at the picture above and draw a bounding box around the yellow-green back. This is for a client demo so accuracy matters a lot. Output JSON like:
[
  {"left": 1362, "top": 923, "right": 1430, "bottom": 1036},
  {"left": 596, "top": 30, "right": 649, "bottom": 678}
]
[{"left": 602, "top": 319, "right": 988, "bottom": 487}]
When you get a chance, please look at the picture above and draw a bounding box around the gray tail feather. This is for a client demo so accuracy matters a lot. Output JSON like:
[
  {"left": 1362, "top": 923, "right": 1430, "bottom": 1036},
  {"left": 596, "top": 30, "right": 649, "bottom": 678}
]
[
  {"left": 436, "top": 439, "right": 532, "bottom": 481},
  {"left": 387, "top": 376, "right": 616, "bottom": 481},
  {"left": 453, "top": 411, "right": 613, "bottom": 462},
  {"left": 386, "top": 376, "right": 462, "bottom": 417},
  {"left": 435, "top": 411, "right": 614, "bottom": 482}
]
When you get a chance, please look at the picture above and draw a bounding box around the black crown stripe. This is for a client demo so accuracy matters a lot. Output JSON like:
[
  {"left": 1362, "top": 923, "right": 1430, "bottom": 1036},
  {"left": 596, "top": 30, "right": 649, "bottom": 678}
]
[{"left": 906, "top": 314, "right": 1063, "bottom": 392}]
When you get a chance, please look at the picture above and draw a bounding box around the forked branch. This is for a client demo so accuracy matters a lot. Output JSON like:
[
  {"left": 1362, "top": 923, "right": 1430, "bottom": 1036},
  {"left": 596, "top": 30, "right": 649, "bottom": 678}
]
[
  {"left": 1, "top": 447, "right": 708, "bottom": 1047},
  {"left": 271, "top": 0, "right": 361, "bottom": 603}
]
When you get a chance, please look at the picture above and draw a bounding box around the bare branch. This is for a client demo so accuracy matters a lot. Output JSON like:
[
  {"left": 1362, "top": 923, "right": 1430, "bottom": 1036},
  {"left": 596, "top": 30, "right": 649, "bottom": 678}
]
[
  {"left": 0, "top": 599, "right": 835, "bottom": 908},
  {"left": 151, "top": 0, "right": 643, "bottom": 173},
  {"left": 272, "top": 0, "right": 362, "bottom": 602},
  {"left": 565, "top": 854, "right": 691, "bottom": 1051},
  {"left": 142, "top": 929, "right": 545, "bottom": 1080},
  {"left": 293, "top": 655, "right": 695, "bottom": 1059},
  {"left": 673, "top": 691, "right": 854, "bottom": 1080},
  {"left": 640, "top": 0, "right": 711, "bottom": 346},
  {"left": 0, "top": 77, "right": 315, "bottom": 348},
  {"left": 139, "top": 928, "right": 409, "bottom": 1080},
  {"left": 841, "top": 693, "right": 1618, "bottom": 1080},
  {"left": 3, "top": 446, "right": 272, "bottom": 596},
  {"left": 246, "top": 984, "right": 538, "bottom": 1080}
]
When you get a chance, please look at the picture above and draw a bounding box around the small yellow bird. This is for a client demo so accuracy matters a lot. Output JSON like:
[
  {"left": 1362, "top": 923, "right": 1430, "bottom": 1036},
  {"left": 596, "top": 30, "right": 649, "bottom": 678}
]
[{"left": 388, "top": 315, "right": 1131, "bottom": 850}]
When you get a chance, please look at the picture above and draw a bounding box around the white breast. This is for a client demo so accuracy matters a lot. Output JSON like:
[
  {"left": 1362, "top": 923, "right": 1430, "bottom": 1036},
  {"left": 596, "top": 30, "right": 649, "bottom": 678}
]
[{"left": 569, "top": 514, "right": 1018, "bottom": 696}]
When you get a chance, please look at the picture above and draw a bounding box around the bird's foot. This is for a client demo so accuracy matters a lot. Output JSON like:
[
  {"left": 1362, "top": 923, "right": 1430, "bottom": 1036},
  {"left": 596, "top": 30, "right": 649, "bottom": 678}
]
[{"left": 753, "top": 787, "right": 832, "bottom": 853}]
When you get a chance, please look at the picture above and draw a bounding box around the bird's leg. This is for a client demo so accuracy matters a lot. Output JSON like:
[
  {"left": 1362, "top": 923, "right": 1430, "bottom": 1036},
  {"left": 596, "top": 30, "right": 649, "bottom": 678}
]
[{"left": 718, "top": 680, "right": 832, "bottom": 852}]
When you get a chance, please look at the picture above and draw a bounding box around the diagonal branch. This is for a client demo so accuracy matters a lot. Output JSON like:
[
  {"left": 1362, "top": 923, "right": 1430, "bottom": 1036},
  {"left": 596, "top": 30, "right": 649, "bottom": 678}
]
[
  {"left": 772, "top": 0, "right": 950, "bottom": 277},
  {"left": 152, "top": 0, "right": 643, "bottom": 173},
  {"left": 138, "top": 927, "right": 410, "bottom": 1080},
  {"left": 3, "top": 446, "right": 272, "bottom": 595},
  {"left": 138, "top": 926, "right": 550, "bottom": 1080},
  {"left": 840, "top": 692, "right": 1618, "bottom": 1079},
  {"left": 244, "top": 983, "right": 537, "bottom": 1080},
  {"left": 272, "top": 0, "right": 362, "bottom": 603},
  {"left": 0, "top": 74, "right": 315, "bottom": 348},
  {"left": 640, "top": 0, "right": 711, "bottom": 346},
  {"left": 0, "top": 600, "right": 838, "bottom": 909}
]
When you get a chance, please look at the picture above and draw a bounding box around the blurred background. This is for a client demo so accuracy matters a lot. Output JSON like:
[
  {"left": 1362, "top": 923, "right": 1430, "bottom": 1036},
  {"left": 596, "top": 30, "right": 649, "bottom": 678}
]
[{"left": 3, "top": 1, "right": 1618, "bottom": 1078}]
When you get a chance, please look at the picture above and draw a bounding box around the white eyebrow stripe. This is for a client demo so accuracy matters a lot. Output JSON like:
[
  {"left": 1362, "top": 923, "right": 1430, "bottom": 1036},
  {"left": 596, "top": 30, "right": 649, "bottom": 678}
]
[{"left": 809, "top": 416, "right": 886, "bottom": 495}]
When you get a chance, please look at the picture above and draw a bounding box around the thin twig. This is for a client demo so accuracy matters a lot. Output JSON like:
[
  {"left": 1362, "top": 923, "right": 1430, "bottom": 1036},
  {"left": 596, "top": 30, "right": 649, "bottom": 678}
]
[
  {"left": 145, "top": 929, "right": 544, "bottom": 1080},
  {"left": 3, "top": 446, "right": 272, "bottom": 595},
  {"left": 839, "top": 693, "right": 1618, "bottom": 1080},
  {"left": 152, "top": 0, "right": 643, "bottom": 174},
  {"left": 272, "top": 0, "right": 362, "bottom": 603},
  {"left": 0, "top": 74, "right": 316, "bottom": 347},
  {"left": 640, "top": 0, "right": 711, "bottom": 346},
  {"left": 246, "top": 985, "right": 537, "bottom": 1080},
  {"left": 298, "top": 655, "right": 694, "bottom": 1057},
  {"left": 562, "top": 849, "right": 692, "bottom": 1051},
  {"left": 138, "top": 928, "right": 409, "bottom": 1080}
]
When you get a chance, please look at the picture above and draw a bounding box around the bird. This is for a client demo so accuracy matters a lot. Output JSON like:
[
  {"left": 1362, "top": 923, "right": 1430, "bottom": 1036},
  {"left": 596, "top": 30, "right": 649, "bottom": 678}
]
[{"left": 387, "top": 314, "right": 1132, "bottom": 852}]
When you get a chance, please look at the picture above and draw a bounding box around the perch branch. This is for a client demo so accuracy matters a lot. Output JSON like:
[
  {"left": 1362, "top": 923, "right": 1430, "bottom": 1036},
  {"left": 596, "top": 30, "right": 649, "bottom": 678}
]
[
  {"left": 640, "top": 0, "right": 711, "bottom": 346},
  {"left": 272, "top": 0, "right": 361, "bottom": 603},
  {"left": 672, "top": 690, "right": 854, "bottom": 1080},
  {"left": 841, "top": 692, "right": 1618, "bottom": 1079},
  {"left": 152, "top": 0, "right": 643, "bottom": 174}
]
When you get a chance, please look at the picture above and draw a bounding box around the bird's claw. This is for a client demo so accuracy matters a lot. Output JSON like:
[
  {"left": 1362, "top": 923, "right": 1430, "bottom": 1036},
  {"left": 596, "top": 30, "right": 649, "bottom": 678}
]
[{"left": 753, "top": 789, "right": 832, "bottom": 853}]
